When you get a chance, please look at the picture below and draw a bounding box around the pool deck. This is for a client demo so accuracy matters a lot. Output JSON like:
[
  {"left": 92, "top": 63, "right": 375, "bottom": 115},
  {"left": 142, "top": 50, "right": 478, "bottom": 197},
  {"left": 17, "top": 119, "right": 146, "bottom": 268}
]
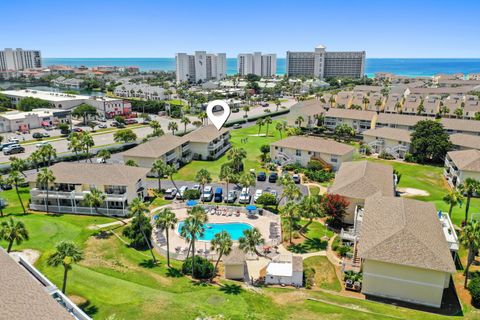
[{"left": 151, "top": 203, "right": 281, "bottom": 261}]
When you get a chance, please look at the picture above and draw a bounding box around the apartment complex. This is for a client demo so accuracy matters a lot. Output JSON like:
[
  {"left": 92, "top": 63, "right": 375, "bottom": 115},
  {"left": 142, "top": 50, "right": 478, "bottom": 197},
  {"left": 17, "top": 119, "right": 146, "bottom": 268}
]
[
  {"left": 237, "top": 52, "right": 277, "bottom": 77},
  {"left": 444, "top": 149, "right": 480, "bottom": 188},
  {"left": 28, "top": 163, "right": 149, "bottom": 216},
  {"left": 286, "top": 45, "right": 365, "bottom": 79},
  {"left": 176, "top": 51, "right": 227, "bottom": 83},
  {"left": 0, "top": 48, "right": 42, "bottom": 71}
]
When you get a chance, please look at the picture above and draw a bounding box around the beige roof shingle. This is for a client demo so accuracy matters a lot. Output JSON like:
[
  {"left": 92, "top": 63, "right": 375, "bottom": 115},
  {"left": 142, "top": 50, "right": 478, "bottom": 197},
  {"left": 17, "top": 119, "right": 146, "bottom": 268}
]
[
  {"left": 271, "top": 136, "right": 355, "bottom": 156},
  {"left": 447, "top": 149, "right": 480, "bottom": 172},
  {"left": 0, "top": 248, "right": 74, "bottom": 320},
  {"left": 441, "top": 118, "right": 480, "bottom": 134},
  {"left": 121, "top": 134, "right": 187, "bottom": 158},
  {"left": 376, "top": 113, "right": 429, "bottom": 127},
  {"left": 362, "top": 127, "right": 411, "bottom": 143},
  {"left": 223, "top": 246, "right": 246, "bottom": 265},
  {"left": 450, "top": 133, "right": 480, "bottom": 150},
  {"left": 329, "top": 161, "right": 395, "bottom": 199},
  {"left": 359, "top": 196, "right": 456, "bottom": 273},
  {"left": 184, "top": 125, "right": 229, "bottom": 143},
  {"left": 28, "top": 162, "right": 149, "bottom": 186},
  {"left": 325, "top": 108, "right": 377, "bottom": 121}
]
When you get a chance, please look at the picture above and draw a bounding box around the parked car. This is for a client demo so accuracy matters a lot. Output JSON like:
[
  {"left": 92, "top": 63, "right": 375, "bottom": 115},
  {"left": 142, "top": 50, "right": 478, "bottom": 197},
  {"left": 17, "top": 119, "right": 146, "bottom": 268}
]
[
  {"left": 0, "top": 142, "right": 18, "bottom": 151},
  {"left": 0, "top": 183, "right": 12, "bottom": 191},
  {"left": 176, "top": 186, "right": 189, "bottom": 199},
  {"left": 35, "top": 141, "right": 50, "bottom": 148},
  {"left": 268, "top": 172, "right": 278, "bottom": 183},
  {"left": 191, "top": 185, "right": 201, "bottom": 193},
  {"left": 3, "top": 144, "right": 25, "bottom": 155},
  {"left": 214, "top": 187, "right": 223, "bottom": 202},
  {"left": 98, "top": 117, "right": 107, "bottom": 122},
  {"left": 225, "top": 190, "right": 238, "bottom": 203},
  {"left": 238, "top": 187, "right": 251, "bottom": 204},
  {"left": 202, "top": 186, "right": 214, "bottom": 202},
  {"left": 233, "top": 123, "right": 242, "bottom": 129},
  {"left": 257, "top": 171, "right": 266, "bottom": 181},
  {"left": 125, "top": 119, "right": 138, "bottom": 125},
  {"left": 270, "top": 190, "right": 279, "bottom": 201},
  {"left": 164, "top": 188, "right": 177, "bottom": 200},
  {"left": 292, "top": 174, "right": 301, "bottom": 184},
  {"left": 8, "top": 137, "right": 19, "bottom": 144},
  {"left": 73, "top": 128, "right": 83, "bottom": 132},
  {"left": 253, "top": 189, "right": 263, "bottom": 203},
  {"left": 98, "top": 124, "right": 107, "bottom": 129},
  {"left": 32, "top": 132, "right": 44, "bottom": 139}
]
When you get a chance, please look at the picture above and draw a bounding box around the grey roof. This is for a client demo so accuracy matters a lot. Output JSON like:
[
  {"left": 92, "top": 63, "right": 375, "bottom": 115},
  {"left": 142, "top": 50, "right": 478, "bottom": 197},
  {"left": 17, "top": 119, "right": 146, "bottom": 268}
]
[
  {"left": 359, "top": 196, "right": 456, "bottom": 273},
  {"left": 447, "top": 149, "right": 480, "bottom": 172},
  {"left": 450, "top": 133, "right": 480, "bottom": 150},
  {"left": 28, "top": 162, "right": 149, "bottom": 186},
  {"left": 441, "top": 118, "right": 480, "bottom": 134},
  {"left": 0, "top": 248, "right": 74, "bottom": 320},
  {"left": 376, "top": 113, "right": 429, "bottom": 127},
  {"left": 184, "top": 125, "right": 229, "bottom": 143},
  {"left": 222, "top": 246, "right": 245, "bottom": 265},
  {"left": 271, "top": 136, "right": 355, "bottom": 156},
  {"left": 362, "top": 127, "right": 411, "bottom": 143},
  {"left": 325, "top": 108, "right": 377, "bottom": 121},
  {"left": 289, "top": 99, "right": 326, "bottom": 116},
  {"left": 409, "top": 86, "right": 476, "bottom": 95},
  {"left": 329, "top": 161, "right": 395, "bottom": 199},
  {"left": 292, "top": 256, "right": 303, "bottom": 272},
  {"left": 121, "top": 134, "right": 187, "bottom": 158}
]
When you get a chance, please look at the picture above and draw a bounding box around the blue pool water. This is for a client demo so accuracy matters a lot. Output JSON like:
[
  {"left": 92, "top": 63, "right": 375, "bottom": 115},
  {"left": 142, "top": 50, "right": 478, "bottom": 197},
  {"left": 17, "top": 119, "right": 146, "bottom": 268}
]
[{"left": 177, "top": 221, "right": 252, "bottom": 241}]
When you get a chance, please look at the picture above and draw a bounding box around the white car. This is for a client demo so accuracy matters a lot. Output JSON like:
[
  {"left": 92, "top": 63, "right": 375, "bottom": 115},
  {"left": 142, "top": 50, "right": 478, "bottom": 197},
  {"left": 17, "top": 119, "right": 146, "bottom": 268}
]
[
  {"left": 253, "top": 189, "right": 263, "bottom": 203},
  {"left": 176, "top": 186, "right": 189, "bottom": 199},
  {"left": 8, "top": 137, "right": 20, "bottom": 144},
  {"left": 202, "top": 186, "right": 213, "bottom": 202},
  {"left": 35, "top": 141, "right": 50, "bottom": 148},
  {"left": 239, "top": 187, "right": 251, "bottom": 204}
]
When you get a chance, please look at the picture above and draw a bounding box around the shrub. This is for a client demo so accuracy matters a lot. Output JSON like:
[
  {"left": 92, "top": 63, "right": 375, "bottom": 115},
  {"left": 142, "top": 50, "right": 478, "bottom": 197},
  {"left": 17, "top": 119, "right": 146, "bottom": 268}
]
[
  {"left": 306, "top": 160, "right": 324, "bottom": 171},
  {"left": 304, "top": 169, "right": 334, "bottom": 183},
  {"left": 183, "top": 189, "right": 200, "bottom": 200},
  {"left": 404, "top": 152, "right": 415, "bottom": 163},
  {"left": 378, "top": 151, "right": 395, "bottom": 160},
  {"left": 468, "top": 276, "right": 480, "bottom": 306},
  {"left": 337, "top": 245, "right": 351, "bottom": 257},
  {"left": 256, "top": 193, "right": 277, "bottom": 207},
  {"left": 304, "top": 267, "right": 315, "bottom": 289},
  {"left": 182, "top": 256, "right": 214, "bottom": 279},
  {"left": 122, "top": 214, "right": 152, "bottom": 248}
]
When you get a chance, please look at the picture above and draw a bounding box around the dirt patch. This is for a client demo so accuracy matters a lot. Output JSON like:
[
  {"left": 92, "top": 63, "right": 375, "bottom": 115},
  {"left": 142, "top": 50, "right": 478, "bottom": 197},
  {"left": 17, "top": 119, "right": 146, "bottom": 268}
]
[
  {"left": 268, "top": 290, "right": 308, "bottom": 304},
  {"left": 69, "top": 295, "right": 88, "bottom": 306},
  {"left": 397, "top": 187, "right": 430, "bottom": 197},
  {"left": 10, "top": 249, "right": 40, "bottom": 264}
]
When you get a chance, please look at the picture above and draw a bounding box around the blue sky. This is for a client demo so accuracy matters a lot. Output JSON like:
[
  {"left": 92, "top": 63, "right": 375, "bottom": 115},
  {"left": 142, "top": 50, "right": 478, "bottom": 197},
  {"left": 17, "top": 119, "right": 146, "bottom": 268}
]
[{"left": 1, "top": 0, "right": 479, "bottom": 58}]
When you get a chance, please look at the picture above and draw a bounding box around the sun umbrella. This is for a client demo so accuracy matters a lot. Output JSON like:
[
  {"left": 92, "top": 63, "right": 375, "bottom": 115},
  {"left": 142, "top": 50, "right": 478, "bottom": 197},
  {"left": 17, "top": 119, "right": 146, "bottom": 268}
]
[
  {"left": 186, "top": 199, "right": 198, "bottom": 207},
  {"left": 246, "top": 205, "right": 257, "bottom": 211}
]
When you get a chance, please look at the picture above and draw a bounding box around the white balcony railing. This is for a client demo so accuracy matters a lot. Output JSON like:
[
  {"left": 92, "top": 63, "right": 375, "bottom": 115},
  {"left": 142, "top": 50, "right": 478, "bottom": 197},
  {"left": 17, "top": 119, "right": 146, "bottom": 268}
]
[
  {"left": 29, "top": 203, "right": 127, "bottom": 217},
  {"left": 30, "top": 188, "right": 127, "bottom": 201},
  {"left": 439, "top": 212, "right": 460, "bottom": 252}
]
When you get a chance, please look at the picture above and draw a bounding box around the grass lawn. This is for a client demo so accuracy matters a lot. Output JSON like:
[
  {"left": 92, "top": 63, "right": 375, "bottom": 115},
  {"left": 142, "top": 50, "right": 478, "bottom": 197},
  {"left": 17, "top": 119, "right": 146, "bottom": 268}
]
[
  {"left": 364, "top": 157, "right": 480, "bottom": 226},
  {"left": 286, "top": 220, "right": 334, "bottom": 253},
  {"left": 175, "top": 119, "right": 285, "bottom": 181},
  {"left": 309, "top": 185, "right": 320, "bottom": 195},
  {"left": 303, "top": 256, "right": 341, "bottom": 292}
]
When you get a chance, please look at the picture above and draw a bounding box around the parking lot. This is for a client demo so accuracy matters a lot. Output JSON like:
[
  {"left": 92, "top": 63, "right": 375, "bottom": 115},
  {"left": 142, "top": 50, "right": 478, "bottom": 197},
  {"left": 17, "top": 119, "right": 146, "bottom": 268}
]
[{"left": 147, "top": 178, "right": 309, "bottom": 206}]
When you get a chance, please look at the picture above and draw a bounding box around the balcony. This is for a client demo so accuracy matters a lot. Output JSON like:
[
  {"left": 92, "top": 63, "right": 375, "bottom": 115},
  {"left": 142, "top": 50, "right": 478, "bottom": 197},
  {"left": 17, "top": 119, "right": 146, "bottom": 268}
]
[
  {"left": 165, "top": 152, "right": 177, "bottom": 162},
  {"left": 208, "top": 139, "right": 225, "bottom": 151},
  {"left": 29, "top": 203, "right": 127, "bottom": 217},
  {"left": 30, "top": 188, "right": 127, "bottom": 202},
  {"left": 438, "top": 212, "right": 459, "bottom": 252}
]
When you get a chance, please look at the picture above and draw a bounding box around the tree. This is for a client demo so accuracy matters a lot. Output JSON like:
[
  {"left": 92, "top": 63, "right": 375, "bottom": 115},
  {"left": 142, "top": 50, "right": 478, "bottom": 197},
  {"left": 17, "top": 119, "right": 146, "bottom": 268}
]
[
  {"left": 149, "top": 120, "right": 161, "bottom": 132},
  {"left": 274, "top": 99, "right": 282, "bottom": 112},
  {"left": 0, "top": 218, "right": 29, "bottom": 253},
  {"left": 275, "top": 121, "right": 287, "bottom": 139},
  {"left": 152, "top": 159, "right": 167, "bottom": 191},
  {"left": 443, "top": 190, "right": 464, "bottom": 217},
  {"left": 195, "top": 169, "right": 212, "bottom": 202},
  {"left": 28, "top": 150, "right": 43, "bottom": 172},
  {"left": 276, "top": 181, "right": 301, "bottom": 210},
  {"left": 410, "top": 120, "right": 452, "bottom": 164},
  {"left": 334, "top": 124, "right": 355, "bottom": 142},
  {"left": 125, "top": 159, "right": 138, "bottom": 167},
  {"left": 155, "top": 208, "right": 178, "bottom": 267},
  {"left": 168, "top": 121, "right": 178, "bottom": 134},
  {"left": 238, "top": 172, "right": 255, "bottom": 191},
  {"left": 72, "top": 104, "right": 98, "bottom": 124},
  {"left": 38, "top": 144, "right": 57, "bottom": 166},
  {"left": 67, "top": 133, "right": 83, "bottom": 162},
  {"left": 323, "top": 194, "right": 349, "bottom": 227},
  {"left": 295, "top": 116, "right": 304, "bottom": 128},
  {"left": 454, "top": 108, "right": 464, "bottom": 119},
  {"left": 264, "top": 117, "right": 272, "bottom": 136},
  {"left": 198, "top": 112, "right": 208, "bottom": 126},
  {"left": 260, "top": 144, "right": 270, "bottom": 163},
  {"left": 7, "top": 171, "right": 26, "bottom": 214},
  {"left": 256, "top": 118, "right": 264, "bottom": 135},
  {"left": 114, "top": 129, "right": 137, "bottom": 143},
  {"left": 458, "top": 179, "right": 480, "bottom": 223},
  {"left": 227, "top": 147, "right": 247, "bottom": 172},
  {"left": 362, "top": 97, "right": 370, "bottom": 110},
  {"left": 36, "top": 168, "right": 56, "bottom": 214},
  {"left": 17, "top": 97, "right": 51, "bottom": 111},
  {"left": 210, "top": 231, "right": 233, "bottom": 281},
  {"left": 180, "top": 116, "right": 191, "bottom": 134},
  {"left": 47, "top": 241, "right": 83, "bottom": 293},
  {"left": 128, "top": 198, "right": 157, "bottom": 263},
  {"left": 298, "top": 195, "right": 323, "bottom": 236},
  {"left": 9, "top": 157, "right": 27, "bottom": 177},
  {"left": 181, "top": 206, "right": 208, "bottom": 278},
  {"left": 239, "top": 228, "right": 266, "bottom": 258},
  {"left": 255, "top": 193, "right": 277, "bottom": 208},
  {"left": 281, "top": 201, "right": 300, "bottom": 243},
  {"left": 242, "top": 105, "right": 250, "bottom": 118},
  {"left": 97, "top": 149, "right": 111, "bottom": 163},
  {"left": 79, "top": 132, "right": 95, "bottom": 163},
  {"left": 165, "top": 164, "right": 179, "bottom": 193},
  {"left": 219, "top": 165, "right": 236, "bottom": 202},
  {"left": 460, "top": 221, "right": 480, "bottom": 288},
  {"left": 82, "top": 188, "right": 105, "bottom": 215}
]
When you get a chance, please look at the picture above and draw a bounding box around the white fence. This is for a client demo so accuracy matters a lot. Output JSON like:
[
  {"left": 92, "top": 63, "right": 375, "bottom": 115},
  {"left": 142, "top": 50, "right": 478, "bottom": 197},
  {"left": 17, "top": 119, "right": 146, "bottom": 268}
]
[{"left": 29, "top": 204, "right": 127, "bottom": 217}]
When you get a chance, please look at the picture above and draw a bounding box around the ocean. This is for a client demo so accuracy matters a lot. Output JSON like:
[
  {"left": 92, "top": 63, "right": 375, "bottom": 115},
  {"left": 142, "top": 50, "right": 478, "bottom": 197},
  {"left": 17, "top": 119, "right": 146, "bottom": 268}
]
[{"left": 42, "top": 58, "right": 480, "bottom": 78}]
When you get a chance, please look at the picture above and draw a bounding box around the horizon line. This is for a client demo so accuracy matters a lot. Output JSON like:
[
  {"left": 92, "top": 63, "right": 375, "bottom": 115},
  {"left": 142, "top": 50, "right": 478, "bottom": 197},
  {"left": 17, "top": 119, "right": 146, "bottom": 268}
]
[{"left": 42, "top": 56, "right": 480, "bottom": 60}]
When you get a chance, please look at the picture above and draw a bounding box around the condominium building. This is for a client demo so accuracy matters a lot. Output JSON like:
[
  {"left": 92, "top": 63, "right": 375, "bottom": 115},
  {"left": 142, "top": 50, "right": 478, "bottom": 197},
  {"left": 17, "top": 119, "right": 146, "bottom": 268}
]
[
  {"left": 237, "top": 52, "right": 277, "bottom": 77},
  {"left": 176, "top": 51, "right": 227, "bottom": 83},
  {"left": 286, "top": 45, "right": 365, "bottom": 79},
  {"left": 444, "top": 149, "right": 480, "bottom": 188},
  {"left": 0, "top": 48, "right": 42, "bottom": 71}
]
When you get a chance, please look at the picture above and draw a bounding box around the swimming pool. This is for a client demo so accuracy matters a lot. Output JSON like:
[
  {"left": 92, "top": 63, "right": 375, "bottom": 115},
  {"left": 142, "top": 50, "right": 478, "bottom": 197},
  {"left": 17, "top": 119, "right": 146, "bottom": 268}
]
[{"left": 177, "top": 221, "right": 253, "bottom": 241}]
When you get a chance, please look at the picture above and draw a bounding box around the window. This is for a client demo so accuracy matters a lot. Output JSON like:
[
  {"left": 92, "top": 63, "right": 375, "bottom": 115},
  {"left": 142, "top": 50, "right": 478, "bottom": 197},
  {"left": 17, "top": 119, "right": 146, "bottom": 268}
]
[
  {"left": 331, "top": 156, "right": 338, "bottom": 163},
  {"left": 296, "top": 150, "right": 301, "bottom": 156}
]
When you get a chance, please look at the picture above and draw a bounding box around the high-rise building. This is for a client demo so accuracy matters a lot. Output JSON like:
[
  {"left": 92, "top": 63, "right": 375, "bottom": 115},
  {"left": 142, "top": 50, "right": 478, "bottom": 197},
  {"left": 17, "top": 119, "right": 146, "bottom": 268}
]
[
  {"left": 237, "top": 52, "right": 277, "bottom": 77},
  {"left": 286, "top": 45, "right": 365, "bottom": 79},
  {"left": 0, "top": 48, "right": 42, "bottom": 71},
  {"left": 175, "top": 51, "right": 226, "bottom": 83}
]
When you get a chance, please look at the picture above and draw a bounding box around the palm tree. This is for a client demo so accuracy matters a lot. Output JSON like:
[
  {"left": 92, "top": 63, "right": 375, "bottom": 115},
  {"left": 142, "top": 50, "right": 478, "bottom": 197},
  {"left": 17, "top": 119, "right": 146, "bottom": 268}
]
[
  {"left": 219, "top": 166, "right": 236, "bottom": 202},
  {"left": 256, "top": 118, "right": 264, "bottom": 135},
  {"left": 67, "top": 133, "right": 83, "bottom": 163},
  {"left": 274, "top": 99, "right": 281, "bottom": 112},
  {"left": 0, "top": 218, "right": 29, "bottom": 252},
  {"left": 80, "top": 132, "right": 95, "bottom": 163},
  {"left": 242, "top": 105, "right": 250, "bottom": 118},
  {"left": 227, "top": 147, "right": 247, "bottom": 172},
  {"left": 362, "top": 97, "right": 370, "bottom": 110},
  {"left": 198, "top": 112, "right": 208, "bottom": 126},
  {"left": 149, "top": 120, "right": 161, "bottom": 132},
  {"left": 460, "top": 221, "right": 480, "bottom": 288},
  {"left": 276, "top": 181, "right": 301, "bottom": 210},
  {"left": 458, "top": 178, "right": 480, "bottom": 223},
  {"left": 129, "top": 198, "right": 157, "bottom": 263},
  {"left": 168, "top": 121, "right": 178, "bottom": 135},
  {"left": 210, "top": 231, "right": 232, "bottom": 281},
  {"left": 264, "top": 117, "right": 272, "bottom": 137},
  {"left": 238, "top": 172, "right": 255, "bottom": 191},
  {"left": 281, "top": 201, "right": 300, "bottom": 243},
  {"left": 7, "top": 170, "right": 26, "bottom": 214},
  {"left": 181, "top": 116, "right": 191, "bottom": 134},
  {"left": 39, "top": 144, "right": 57, "bottom": 166},
  {"left": 28, "top": 150, "right": 43, "bottom": 172},
  {"left": 295, "top": 116, "right": 304, "bottom": 128},
  {"left": 36, "top": 168, "right": 56, "bottom": 214},
  {"left": 181, "top": 206, "right": 207, "bottom": 278},
  {"left": 298, "top": 195, "right": 323, "bottom": 236},
  {"left": 165, "top": 164, "right": 179, "bottom": 192},
  {"left": 239, "top": 228, "right": 266, "bottom": 258},
  {"left": 195, "top": 169, "right": 212, "bottom": 202},
  {"left": 152, "top": 159, "right": 167, "bottom": 191},
  {"left": 275, "top": 121, "right": 287, "bottom": 139},
  {"left": 329, "top": 95, "right": 336, "bottom": 108},
  {"left": 155, "top": 208, "right": 178, "bottom": 267},
  {"left": 47, "top": 241, "right": 83, "bottom": 293},
  {"left": 82, "top": 188, "right": 106, "bottom": 215},
  {"left": 9, "top": 157, "right": 27, "bottom": 177},
  {"left": 125, "top": 159, "right": 138, "bottom": 167},
  {"left": 97, "top": 149, "right": 111, "bottom": 163},
  {"left": 443, "top": 190, "right": 464, "bottom": 217}
]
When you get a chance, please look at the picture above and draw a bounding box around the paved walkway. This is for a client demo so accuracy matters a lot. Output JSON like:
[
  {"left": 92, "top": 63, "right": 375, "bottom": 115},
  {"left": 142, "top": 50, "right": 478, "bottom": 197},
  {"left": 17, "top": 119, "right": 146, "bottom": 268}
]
[{"left": 88, "top": 218, "right": 132, "bottom": 230}]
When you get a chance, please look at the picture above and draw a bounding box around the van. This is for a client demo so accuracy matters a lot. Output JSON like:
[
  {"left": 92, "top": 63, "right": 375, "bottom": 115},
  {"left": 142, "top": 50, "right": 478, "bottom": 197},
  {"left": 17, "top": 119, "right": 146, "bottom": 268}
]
[{"left": 214, "top": 187, "right": 223, "bottom": 202}]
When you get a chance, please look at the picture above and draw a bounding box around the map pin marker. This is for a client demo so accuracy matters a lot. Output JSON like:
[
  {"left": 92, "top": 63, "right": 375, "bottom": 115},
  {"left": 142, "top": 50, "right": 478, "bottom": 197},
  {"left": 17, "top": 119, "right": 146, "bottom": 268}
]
[{"left": 206, "top": 100, "right": 231, "bottom": 130}]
